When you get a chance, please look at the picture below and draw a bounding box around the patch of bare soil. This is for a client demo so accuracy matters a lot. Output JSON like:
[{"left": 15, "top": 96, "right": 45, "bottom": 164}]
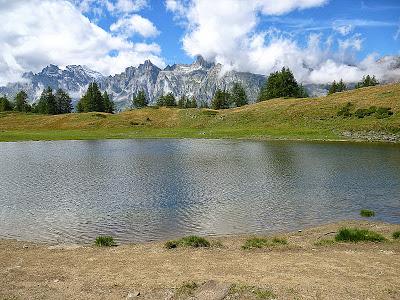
[{"left": 1, "top": 221, "right": 399, "bottom": 299}]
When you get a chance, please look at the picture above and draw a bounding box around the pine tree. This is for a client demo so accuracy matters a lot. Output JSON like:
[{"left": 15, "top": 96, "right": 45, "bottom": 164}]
[
  {"left": 328, "top": 80, "right": 337, "bottom": 95},
  {"left": 211, "top": 89, "right": 230, "bottom": 109},
  {"left": 189, "top": 97, "right": 197, "bottom": 108},
  {"left": 230, "top": 82, "right": 248, "bottom": 107},
  {"left": 36, "top": 87, "right": 57, "bottom": 114},
  {"left": 55, "top": 89, "right": 72, "bottom": 114},
  {"left": 102, "top": 91, "right": 115, "bottom": 113},
  {"left": 158, "top": 93, "right": 176, "bottom": 107},
  {"left": 258, "top": 67, "right": 306, "bottom": 101},
  {"left": 177, "top": 95, "right": 187, "bottom": 108},
  {"left": 14, "top": 90, "right": 30, "bottom": 112},
  {"left": 132, "top": 90, "right": 148, "bottom": 108},
  {"left": 355, "top": 75, "right": 379, "bottom": 88},
  {"left": 77, "top": 82, "right": 104, "bottom": 112},
  {"left": 0, "top": 96, "right": 13, "bottom": 111}
]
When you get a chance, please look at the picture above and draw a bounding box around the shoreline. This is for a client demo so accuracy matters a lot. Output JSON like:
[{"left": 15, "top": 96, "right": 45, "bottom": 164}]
[
  {"left": 1, "top": 133, "right": 400, "bottom": 145},
  {"left": 2, "top": 220, "right": 399, "bottom": 299}
]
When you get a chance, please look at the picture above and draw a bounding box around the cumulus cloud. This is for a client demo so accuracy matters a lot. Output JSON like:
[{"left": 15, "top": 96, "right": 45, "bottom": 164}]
[
  {"left": 110, "top": 14, "right": 159, "bottom": 38},
  {"left": 0, "top": 0, "right": 164, "bottom": 85},
  {"left": 166, "top": 0, "right": 400, "bottom": 84},
  {"left": 71, "top": 0, "right": 148, "bottom": 15}
]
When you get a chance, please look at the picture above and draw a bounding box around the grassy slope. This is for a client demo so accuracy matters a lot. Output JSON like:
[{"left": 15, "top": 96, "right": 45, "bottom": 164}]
[{"left": 0, "top": 83, "right": 399, "bottom": 142}]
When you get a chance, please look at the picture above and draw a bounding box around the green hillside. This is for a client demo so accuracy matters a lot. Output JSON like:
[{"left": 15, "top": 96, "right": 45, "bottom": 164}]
[{"left": 1, "top": 83, "right": 399, "bottom": 142}]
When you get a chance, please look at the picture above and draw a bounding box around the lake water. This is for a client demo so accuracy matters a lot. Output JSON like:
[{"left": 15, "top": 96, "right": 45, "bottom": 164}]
[{"left": 0, "top": 139, "right": 399, "bottom": 244}]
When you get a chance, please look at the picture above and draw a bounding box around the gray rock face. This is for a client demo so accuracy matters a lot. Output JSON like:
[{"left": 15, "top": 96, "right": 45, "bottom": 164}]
[
  {"left": 1, "top": 55, "right": 399, "bottom": 109},
  {"left": 0, "top": 56, "right": 265, "bottom": 109}
]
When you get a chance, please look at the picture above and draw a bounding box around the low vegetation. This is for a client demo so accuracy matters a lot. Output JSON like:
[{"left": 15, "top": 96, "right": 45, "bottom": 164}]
[
  {"left": 228, "top": 284, "right": 276, "bottom": 300},
  {"left": 165, "top": 236, "right": 210, "bottom": 249},
  {"left": 393, "top": 231, "right": 400, "bottom": 240},
  {"left": 335, "top": 228, "right": 386, "bottom": 243},
  {"left": 0, "top": 83, "right": 399, "bottom": 142},
  {"left": 337, "top": 102, "right": 393, "bottom": 119},
  {"left": 314, "top": 239, "right": 336, "bottom": 246},
  {"left": 360, "top": 209, "right": 375, "bottom": 217},
  {"left": 242, "top": 236, "right": 287, "bottom": 250},
  {"left": 94, "top": 235, "right": 116, "bottom": 247},
  {"left": 175, "top": 281, "right": 198, "bottom": 298}
]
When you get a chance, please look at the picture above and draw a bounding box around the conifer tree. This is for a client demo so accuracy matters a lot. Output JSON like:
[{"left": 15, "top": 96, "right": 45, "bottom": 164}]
[
  {"left": 230, "top": 82, "right": 248, "bottom": 107},
  {"left": 55, "top": 88, "right": 72, "bottom": 114},
  {"left": 132, "top": 90, "right": 148, "bottom": 108},
  {"left": 14, "top": 90, "right": 30, "bottom": 112},
  {"left": 102, "top": 91, "right": 115, "bottom": 113},
  {"left": 0, "top": 96, "right": 13, "bottom": 111}
]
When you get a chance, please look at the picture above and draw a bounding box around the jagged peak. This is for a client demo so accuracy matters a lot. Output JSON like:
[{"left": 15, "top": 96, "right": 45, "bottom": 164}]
[{"left": 193, "top": 55, "right": 214, "bottom": 68}]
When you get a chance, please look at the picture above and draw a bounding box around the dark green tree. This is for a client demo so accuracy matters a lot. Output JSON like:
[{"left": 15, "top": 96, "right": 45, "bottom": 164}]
[
  {"left": 14, "top": 91, "right": 31, "bottom": 112},
  {"left": 199, "top": 100, "right": 209, "bottom": 108},
  {"left": 211, "top": 89, "right": 230, "bottom": 110},
  {"left": 355, "top": 75, "right": 379, "bottom": 88},
  {"left": 55, "top": 89, "right": 72, "bottom": 114},
  {"left": 0, "top": 96, "right": 13, "bottom": 111},
  {"left": 189, "top": 97, "right": 197, "bottom": 108},
  {"left": 158, "top": 93, "right": 176, "bottom": 107},
  {"left": 102, "top": 91, "right": 115, "bottom": 113},
  {"left": 328, "top": 79, "right": 346, "bottom": 95},
  {"left": 177, "top": 95, "right": 187, "bottom": 108},
  {"left": 258, "top": 67, "right": 305, "bottom": 101},
  {"left": 230, "top": 82, "right": 248, "bottom": 107},
  {"left": 77, "top": 82, "right": 104, "bottom": 112},
  {"left": 132, "top": 90, "right": 148, "bottom": 108},
  {"left": 36, "top": 87, "right": 57, "bottom": 114}
]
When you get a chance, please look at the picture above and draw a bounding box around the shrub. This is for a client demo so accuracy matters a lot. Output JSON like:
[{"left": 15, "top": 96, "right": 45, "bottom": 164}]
[
  {"left": 393, "top": 231, "right": 400, "bottom": 240},
  {"left": 242, "top": 237, "right": 288, "bottom": 249},
  {"left": 95, "top": 236, "right": 116, "bottom": 247},
  {"left": 360, "top": 209, "right": 375, "bottom": 217},
  {"left": 375, "top": 107, "right": 393, "bottom": 119},
  {"left": 335, "top": 228, "right": 386, "bottom": 243},
  {"left": 337, "top": 102, "right": 353, "bottom": 117},
  {"left": 165, "top": 235, "right": 210, "bottom": 249}
]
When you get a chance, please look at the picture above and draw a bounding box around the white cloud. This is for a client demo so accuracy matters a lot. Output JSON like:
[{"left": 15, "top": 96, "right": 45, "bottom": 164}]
[
  {"left": 333, "top": 24, "right": 353, "bottom": 36},
  {"left": 0, "top": 0, "right": 164, "bottom": 85},
  {"left": 167, "top": 0, "right": 400, "bottom": 84},
  {"left": 110, "top": 14, "right": 159, "bottom": 38},
  {"left": 71, "top": 0, "right": 148, "bottom": 15}
]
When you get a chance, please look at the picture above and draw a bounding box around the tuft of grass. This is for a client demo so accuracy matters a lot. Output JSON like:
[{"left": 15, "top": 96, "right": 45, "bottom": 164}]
[
  {"left": 335, "top": 228, "right": 386, "bottom": 243},
  {"left": 242, "top": 236, "right": 288, "bottom": 250},
  {"left": 165, "top": 235, "right": 210, "bottom": 249},
  {"left": 392, "top": 231, "right": 400, "bottom": 240},
  {"left": 175, "top": 281, "right": 198, "bottom": 298},
  {"left": 360, "top": 209, "right": 375, "bottom": 217},
  {"left": 228, "top": 284, "right": 276, "bottom": 299},
  {"left": 95, "top": 236, "right": 116, "bottom": 247},
  {"left": 314, "top": 239, "right": 336, "bottom": 246}
]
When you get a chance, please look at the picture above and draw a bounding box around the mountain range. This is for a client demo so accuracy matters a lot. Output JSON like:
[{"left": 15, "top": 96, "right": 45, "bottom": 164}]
[{"left": 1, "top": 56, "right": 399, "bottom": 110}]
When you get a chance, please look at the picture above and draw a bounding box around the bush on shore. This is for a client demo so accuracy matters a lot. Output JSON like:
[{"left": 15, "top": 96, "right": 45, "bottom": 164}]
[
  {"left": 95, "top": 235, "right": 116, "bottom": 247},
  {"left": 165, "top": 236, "right": 210, "bottom": 249},
  {"left": 360, "top": 209, "right": 375, "bottom": 217},
  {"left": 335, "top": 228, "right": 386, "bottom": 243}
]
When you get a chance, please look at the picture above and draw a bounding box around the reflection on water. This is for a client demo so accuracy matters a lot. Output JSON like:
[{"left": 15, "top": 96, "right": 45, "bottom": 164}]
[{"left": 0, "top": 139, "right": 399, "bottom": 244}]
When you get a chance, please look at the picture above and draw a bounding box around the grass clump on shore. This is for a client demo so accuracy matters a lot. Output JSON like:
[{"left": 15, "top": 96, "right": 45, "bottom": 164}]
[
  {"left": 335, "top": 228, "right": 386, "bottom": 243},
  {"left": 393, "top": 231, "right": 400, "bottom": 240},
  {"left": 175, "top": 282, "right": 198, "bottom": 298},
  {"left": 314, "top": 239, "right": 336, "bottom": 246},
  {"left": 95, "top": 236, "right": 116, "bottom": 247},
  {"left": 228, "top": 284, "right": 276, "bottom": 300},
  {"left": 360, "top": 209, "right": 375, "bottom": 217},
  {"left": 242, "top": 236, "right": 287, "bottom": 250},
  {"left": 165, "top": 235, "right": 210, "bottom": 249}
]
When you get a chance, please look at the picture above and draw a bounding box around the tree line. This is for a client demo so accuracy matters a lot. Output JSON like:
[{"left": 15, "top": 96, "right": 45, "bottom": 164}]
[{"left": 0, "top": 71, "right": 381, "bottom": 113}]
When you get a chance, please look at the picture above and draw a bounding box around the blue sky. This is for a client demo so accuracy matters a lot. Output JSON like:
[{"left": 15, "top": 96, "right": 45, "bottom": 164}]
[
  {"left": 0, "top": 0, "right": 399, "bottom": 85},
  {"left": 85, "top": 0, "right": 400, "bottom": 64}
]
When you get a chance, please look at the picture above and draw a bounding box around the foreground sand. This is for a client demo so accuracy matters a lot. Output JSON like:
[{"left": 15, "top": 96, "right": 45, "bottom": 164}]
[{"left": 1, "top": 220, "right": 400, "bottom": 300}]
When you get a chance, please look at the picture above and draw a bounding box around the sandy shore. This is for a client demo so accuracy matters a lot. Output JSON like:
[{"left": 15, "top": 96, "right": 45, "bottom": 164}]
[{"left": 1, "top": 220, "right": 399, "bottom": 300}]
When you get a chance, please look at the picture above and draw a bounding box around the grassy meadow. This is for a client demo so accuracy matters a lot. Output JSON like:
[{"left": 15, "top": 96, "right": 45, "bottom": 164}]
[{"left": 0, "top": 83, "right": 399, "bottom": 142}]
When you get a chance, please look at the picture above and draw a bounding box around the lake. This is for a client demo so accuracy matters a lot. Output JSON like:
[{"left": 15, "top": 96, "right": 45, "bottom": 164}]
[{"left": 0, "top": 139, "right": 399, "bottom": 244}]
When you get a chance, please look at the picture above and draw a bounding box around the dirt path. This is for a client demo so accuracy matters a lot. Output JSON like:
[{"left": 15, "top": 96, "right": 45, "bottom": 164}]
[{"left": 1, "top": 221, "right": 399, "bottom": 299}]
